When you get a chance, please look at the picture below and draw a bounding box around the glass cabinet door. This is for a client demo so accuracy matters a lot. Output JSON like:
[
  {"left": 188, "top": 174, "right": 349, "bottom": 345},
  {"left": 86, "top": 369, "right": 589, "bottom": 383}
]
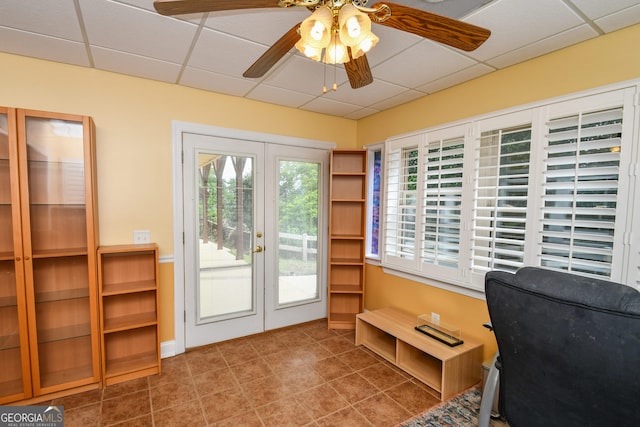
[
  {"left": 19, "top": 111, "right": 99, "bottom": 394},
  {"left": 0, "top": 108, "right": 32, "bottom": 403}
]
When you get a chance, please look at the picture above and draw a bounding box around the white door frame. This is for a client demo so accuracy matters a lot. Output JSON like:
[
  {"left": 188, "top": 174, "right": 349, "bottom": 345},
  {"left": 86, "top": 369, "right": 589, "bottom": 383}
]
[{"left": 172, "top": 121, "right": 335, "bottom": 355}]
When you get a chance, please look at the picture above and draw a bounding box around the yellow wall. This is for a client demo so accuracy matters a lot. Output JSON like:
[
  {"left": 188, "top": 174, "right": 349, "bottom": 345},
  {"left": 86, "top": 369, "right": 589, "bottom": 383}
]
[
  {"left": 0, "top": 53, "right": 357, "bottom": 343},
  {"left": 360, "top": 23, "right": 640, "bottom": 360},
  {"left": 2, "top": 23, "right": 639, "bottom": 355}
]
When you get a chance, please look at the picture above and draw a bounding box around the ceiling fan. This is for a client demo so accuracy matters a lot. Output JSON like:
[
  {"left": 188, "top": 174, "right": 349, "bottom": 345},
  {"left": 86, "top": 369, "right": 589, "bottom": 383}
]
[{"left": 153, "top": 0, "right": 491, "bottom": 90}]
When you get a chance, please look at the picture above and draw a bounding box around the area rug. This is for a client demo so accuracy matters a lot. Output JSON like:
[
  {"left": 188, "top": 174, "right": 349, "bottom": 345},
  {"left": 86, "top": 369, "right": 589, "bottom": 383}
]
[{"left": 399, "top": 386, "right": 506, "bottom": 427}]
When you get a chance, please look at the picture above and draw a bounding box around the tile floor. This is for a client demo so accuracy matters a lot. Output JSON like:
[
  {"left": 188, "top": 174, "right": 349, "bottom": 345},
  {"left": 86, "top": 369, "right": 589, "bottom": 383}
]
[{"left": 53, "top": 319, "right": 444, "bottom": 426}]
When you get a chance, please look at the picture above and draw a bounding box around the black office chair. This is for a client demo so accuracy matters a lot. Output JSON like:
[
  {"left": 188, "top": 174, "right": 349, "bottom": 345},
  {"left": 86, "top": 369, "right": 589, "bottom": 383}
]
[{"left": 479, "top": 267, "right": 640, "bottom": 427}]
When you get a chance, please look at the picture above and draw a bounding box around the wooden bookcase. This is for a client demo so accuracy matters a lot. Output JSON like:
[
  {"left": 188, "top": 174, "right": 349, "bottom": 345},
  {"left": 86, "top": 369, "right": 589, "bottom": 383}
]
[
  {"left": 356, "top": 307, "right": 483, "bottom": 400},
  {"left": 328, "top": 149, "right": 367, "bottom": 329},
  {"left": 0, "top": 107, "right": 100, "bottom": 404},
  {"left": 98, "top": 244, "right": 160, "bottom": 385}
]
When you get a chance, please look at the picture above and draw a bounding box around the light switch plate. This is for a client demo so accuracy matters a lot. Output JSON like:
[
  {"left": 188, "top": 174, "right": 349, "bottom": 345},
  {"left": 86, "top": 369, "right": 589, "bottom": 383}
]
[{"left": 133, "top": 230, "right": 151, "bottom": 244}]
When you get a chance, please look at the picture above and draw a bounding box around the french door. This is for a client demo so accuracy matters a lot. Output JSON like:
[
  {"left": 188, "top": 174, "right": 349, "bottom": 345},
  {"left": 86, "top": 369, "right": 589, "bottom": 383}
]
[{"left": 180, "top": 129, "right": 329, "bottom": 349}]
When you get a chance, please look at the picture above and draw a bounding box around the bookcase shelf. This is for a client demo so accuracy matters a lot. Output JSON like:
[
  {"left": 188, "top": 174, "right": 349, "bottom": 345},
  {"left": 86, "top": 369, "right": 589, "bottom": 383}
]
[
  {"left": 98, "top": 244, "right": 160, "bottom": 385},
  {"left": 328, "top": 150, "right": 367, "bottom": 330}
]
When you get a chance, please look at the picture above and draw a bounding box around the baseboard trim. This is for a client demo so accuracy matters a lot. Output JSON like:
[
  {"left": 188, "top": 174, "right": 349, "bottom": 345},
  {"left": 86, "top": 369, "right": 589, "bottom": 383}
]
[{"left": 161, "top": 340, "right": 178, "bottom": 358}]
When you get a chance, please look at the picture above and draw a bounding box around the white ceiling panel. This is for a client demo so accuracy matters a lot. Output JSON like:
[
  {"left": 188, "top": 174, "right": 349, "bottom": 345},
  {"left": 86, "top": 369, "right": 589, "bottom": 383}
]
[
  {"left": 372, "top": 40, "right": 478, "bottom": 88},
  {"left": 0, "top": 0, "right": 84, "bottom": 41},
  {"left": 486, "top": 24, "right": 598, "bottom": 68},
  {"left": 369, "top": 90, "right": 427, "bottom": 111},
  {"left": 91, "top": 46, "right": 182, "bottom": 83},
  {"left": 570, "top": 0, "right": 640, "bottom": 19},
  {"left": 187, "top": 28, "right": 270, "bottom": 76},
  {"left": 1, "top": 0, "right": 639, "bottom": 118},
  {"left": 417, "top": 63, "right": 494, "bottom": 93},
  {"left": 181, "top": 67, "right": 258, "bottom": 96},
  {"left": 323, "top": 79, "right": 408, "bottom": 106},
  {"left": 300, "top": 96, "right": 363, "bottom": 117},
  {"left": 246, "top": 83, "right": 316, "bottom": 108},
  {"left": 594, "top": 3, "right": 640, "bottom": 32},
  {"left": 203, "top": 9, "right": 310, "bottom": 46},
  {"left": 0, "top": 27, "right": 90, "bottom": 67},
  {"left": 466, "top": 0, "right": 586, "bottom": 61},
  {"left": 80, "top": 0, "right": 198, "bottom": 63}
]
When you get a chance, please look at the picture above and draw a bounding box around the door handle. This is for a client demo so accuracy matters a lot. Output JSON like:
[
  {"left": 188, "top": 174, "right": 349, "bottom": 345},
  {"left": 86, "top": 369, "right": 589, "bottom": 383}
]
[{"left": 253, "top": 245, "right": 263, "bottom": 253}]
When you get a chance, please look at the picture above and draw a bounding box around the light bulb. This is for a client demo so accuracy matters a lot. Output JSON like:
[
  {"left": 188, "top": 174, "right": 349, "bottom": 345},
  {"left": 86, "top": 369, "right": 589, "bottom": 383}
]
[
  {"left": 359, "top": 38, "right": 373, "bottom": 53},
  {"left": 346, "top": 16, "right": 361, "bottom": 38},
  {"left": 310, "top": 21, "right": 326, "bottom": 41}
]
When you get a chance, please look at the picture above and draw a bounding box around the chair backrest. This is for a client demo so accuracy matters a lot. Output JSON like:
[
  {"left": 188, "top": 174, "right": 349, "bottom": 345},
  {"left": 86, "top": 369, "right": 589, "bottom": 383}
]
[{"left": 485, "top": 267, "right": 640, "bottom": 427}]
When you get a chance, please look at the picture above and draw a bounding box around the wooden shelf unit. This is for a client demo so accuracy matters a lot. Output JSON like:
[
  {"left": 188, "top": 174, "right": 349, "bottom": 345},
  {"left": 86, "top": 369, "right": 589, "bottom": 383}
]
[
  {"left": 98, "top": 244, "right": 161, "bottom": 386},
  {"left": 356, "top": 307, "right": 483, "bottom": 401},
  {"left": 0, "top": 107, "right": 100, "bottom": 404},
  {"left": 328, "top": 149, "right": 367, "bottom": 330}
]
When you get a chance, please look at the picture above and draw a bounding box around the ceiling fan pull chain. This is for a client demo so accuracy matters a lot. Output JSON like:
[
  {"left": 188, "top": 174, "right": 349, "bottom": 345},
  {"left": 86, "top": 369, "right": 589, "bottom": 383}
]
[{"left": 323, "top": 57, "right": 328, "bottom": 93}]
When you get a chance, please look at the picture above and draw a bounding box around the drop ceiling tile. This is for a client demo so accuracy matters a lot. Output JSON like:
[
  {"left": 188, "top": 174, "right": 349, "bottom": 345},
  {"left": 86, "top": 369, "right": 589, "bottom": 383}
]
[
  {"left": 0, "top": 27, "right": 90, "bottom": 67},
  {"left": 403, "top": 0, "right": 497, "bottom": 17},
  {"left": 486, "top": 24, "right": 598, "bottom": 68},
  {"left": 91, "top": 46, "right": 182, "bottom": 83},
  {"left": 323, "top": 79, "right": 408, "bottom": 107},
  {"left": 346, "top": 107, "right": 380, "bottom": 120},
  {"left": 417, "top": 63, "right": 494, "bottom": 93},
  {"left": 595, "top": 3, "right": 640, "bottom": 32},
  {"left": 0, "top": 0, "right": 83, "bottom": 41},
  {"left": 265, "top": 56, "right": 348, "bottom": 96},
  {"left": 246, "top": 83, "right": 315, "bottom": 108},
  {"left": 80, "top": 0, "right": 198, "bottom": 63},
  {"left": 570, "top": 0, "right": 640, "bottom": 20},
  {"left": 364, "top": 24, "right": 423, "bottom": 67},
  {"left": 181, "top": 67, "right": 257, "bottom": 96},
  {"left": 372, "top": 40, "right": 477, "bottom": 88},
  {"left": 465, "top": 0, "right": 585, "bottom": 61},
  {"left": 203, "top": 9, "right": 309, "bottom": 46},
  {"left": 368, "top": 89, "right": 427, "bottom": 111},
  {"left": 187, "top": 28, "right": 269, "bottom": 77},
  {"left": 300, "top": 96, "right": 362, "bottom": 117}
]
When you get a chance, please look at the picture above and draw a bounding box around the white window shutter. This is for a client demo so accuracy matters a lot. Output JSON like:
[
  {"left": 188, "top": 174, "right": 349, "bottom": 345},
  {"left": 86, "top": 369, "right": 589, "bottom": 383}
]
[
  {"left": 421, "top": 133, "right": 465, "bottom": 273},
  {"left": 539, "top": 107, "right": 623, "bottom": 279},
  {"left": 383, "top": 135, "right": 421, "bottom": 271}
]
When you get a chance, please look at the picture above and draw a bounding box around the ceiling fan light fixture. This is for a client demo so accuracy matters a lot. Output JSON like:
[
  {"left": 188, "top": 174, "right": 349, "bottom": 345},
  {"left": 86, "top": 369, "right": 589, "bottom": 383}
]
[
  {"left": 295, "top": 38, "right": 323, "bottom": 61},
  {"left": 299, "top": 6, "right": 333, "bottom": 49},
  {"left": 338, "top": 4, "right": 371, "bottom": 47},
  {"left": 350, "top": 31, "right": 379, "bottom": 59},
  {"left": 323, "top": 33, "right": 349, "bottom": 64}
]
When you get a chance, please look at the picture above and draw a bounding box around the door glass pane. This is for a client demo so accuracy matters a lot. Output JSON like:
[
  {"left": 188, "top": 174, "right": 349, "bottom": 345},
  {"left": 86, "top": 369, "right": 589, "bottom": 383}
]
[
  {"left": 198, "top": 154, "right": 254, "bottom": 322},
  {"left": 277, "top": 160, "right": 320, "bottom": 305},
  {"left": 25, "top": 116, "right": 93, "bottom": 388}
]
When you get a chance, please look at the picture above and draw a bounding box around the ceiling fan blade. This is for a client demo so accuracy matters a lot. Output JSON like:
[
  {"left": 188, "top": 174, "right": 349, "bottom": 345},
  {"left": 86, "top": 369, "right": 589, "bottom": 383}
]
[
  {"left": 154, "top": 0, "right": 276, "bottom": 16},
  {"left": 243, "top": 24, "right": 301, "bottom": 78},
  {"left": 345, "top": 52, "right": 373, "bottom": 89},
  {"left": 372, "top": 2, "right": 490, "bottom": 52}
]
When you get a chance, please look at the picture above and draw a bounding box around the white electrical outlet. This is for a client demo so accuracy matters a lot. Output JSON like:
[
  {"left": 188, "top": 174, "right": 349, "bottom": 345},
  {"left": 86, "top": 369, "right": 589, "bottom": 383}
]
[
  {"left": 133, "top": 230, "right": 151, "bottom": 244},
  {"left": 431, "top": 312, "right": 440, "bottom": 325}
]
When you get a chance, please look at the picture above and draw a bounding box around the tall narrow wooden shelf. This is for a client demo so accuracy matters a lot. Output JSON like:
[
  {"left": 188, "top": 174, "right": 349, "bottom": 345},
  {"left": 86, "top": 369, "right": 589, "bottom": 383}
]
[
  {"left": 98, "top": 244, "right": 161, "bottom": 386},
  {"left": 356, "top": 307, "right": 483, "bottom": 401},
  {"left": 328, "top": 149, "right": 367, "bottom": 330},
  {"left": 0, "top": 107, "right": 100, "bottom": 404}
]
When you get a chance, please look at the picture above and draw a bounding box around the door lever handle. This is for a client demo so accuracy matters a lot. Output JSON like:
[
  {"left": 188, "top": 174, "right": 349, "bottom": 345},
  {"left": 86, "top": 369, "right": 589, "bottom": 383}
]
[{"left": 253, "top": 245, "right": 263, "bottom": 253}]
